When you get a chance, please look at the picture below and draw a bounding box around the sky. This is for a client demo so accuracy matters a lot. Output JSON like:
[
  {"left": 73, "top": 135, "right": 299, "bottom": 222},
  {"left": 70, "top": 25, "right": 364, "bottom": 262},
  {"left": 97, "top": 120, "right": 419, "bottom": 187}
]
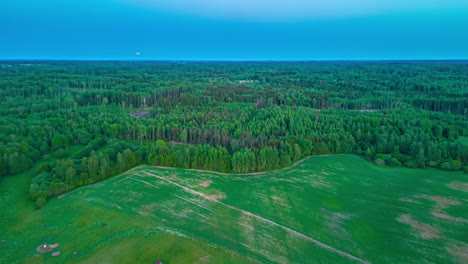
[{"left": 1, "top": 0, "right": 468, "bottom": 60}]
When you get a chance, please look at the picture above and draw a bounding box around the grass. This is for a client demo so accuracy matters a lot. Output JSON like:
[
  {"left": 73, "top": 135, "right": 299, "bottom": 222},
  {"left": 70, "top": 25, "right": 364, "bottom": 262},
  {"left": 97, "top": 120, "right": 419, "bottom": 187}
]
[{"left": 1, "top": 154, "right": 467, "bottom": 263}]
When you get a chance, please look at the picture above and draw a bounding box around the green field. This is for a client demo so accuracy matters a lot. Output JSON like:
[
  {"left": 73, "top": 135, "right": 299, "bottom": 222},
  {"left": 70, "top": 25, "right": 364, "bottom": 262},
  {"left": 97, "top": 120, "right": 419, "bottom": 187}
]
[{"left": 1, "top": 155, "right": 467, "bottom": 264}]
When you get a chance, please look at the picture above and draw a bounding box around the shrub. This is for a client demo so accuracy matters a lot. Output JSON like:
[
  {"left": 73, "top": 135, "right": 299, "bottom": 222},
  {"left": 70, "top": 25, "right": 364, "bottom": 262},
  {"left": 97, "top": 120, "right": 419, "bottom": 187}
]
[
  {"left": 403, "top": 160, "right": 418, "bottom": 168},
  {"left": 76, "top": 146, "right": 92, "bottom": 158},
  {"left": 374, "top": 159, "right": 385, "bottom": 166},
  {"left": 36, "top": 197, "right": 46, "bottom": 208},
  {"left": 36, "top": 163, "right": 50, "bottom": 174},
  {"left": 54, "top": 148, "right": 69, "bottom": 158},
  {"left": 426, "top": 160, "right": 439, "bottom": 168},
  {"left": 52, "top": 134, "right": 69, "bottom": 150},
  {"left": 394, "top": 153, "right": 410, "bottom": 163},
  {"left": 388, "top": 158, "right": 401, "bottom": 166},
  {"left": 439, "top": 160, "right": 461, "bottom": 171}
]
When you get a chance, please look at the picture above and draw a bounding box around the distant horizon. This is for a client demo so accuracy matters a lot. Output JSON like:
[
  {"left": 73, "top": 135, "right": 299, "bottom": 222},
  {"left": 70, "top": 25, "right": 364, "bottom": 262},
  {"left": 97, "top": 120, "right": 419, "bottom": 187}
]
[{"left": 2, "top": 58, "right": 468, "bottom": 62}]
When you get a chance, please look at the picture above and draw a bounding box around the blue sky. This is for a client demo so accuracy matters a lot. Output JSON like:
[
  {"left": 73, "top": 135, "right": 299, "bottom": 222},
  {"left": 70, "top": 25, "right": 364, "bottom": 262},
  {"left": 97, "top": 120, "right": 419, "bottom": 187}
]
[{"left": 1, "top": 0, "right": 468, "bottom": 60}]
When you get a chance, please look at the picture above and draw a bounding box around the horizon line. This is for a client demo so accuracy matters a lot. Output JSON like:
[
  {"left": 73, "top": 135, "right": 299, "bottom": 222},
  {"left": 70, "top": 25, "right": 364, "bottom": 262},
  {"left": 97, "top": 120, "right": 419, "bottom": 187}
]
[{"left": 2, "top": 58, "right": 468, "bottom": 62}]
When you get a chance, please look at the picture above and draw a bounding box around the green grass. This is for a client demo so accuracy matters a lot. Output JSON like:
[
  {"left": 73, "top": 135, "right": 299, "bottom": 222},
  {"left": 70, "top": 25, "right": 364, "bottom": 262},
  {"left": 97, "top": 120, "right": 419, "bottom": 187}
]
[{"left": 1, "top": 155, "right": 467, "bottom": 263}]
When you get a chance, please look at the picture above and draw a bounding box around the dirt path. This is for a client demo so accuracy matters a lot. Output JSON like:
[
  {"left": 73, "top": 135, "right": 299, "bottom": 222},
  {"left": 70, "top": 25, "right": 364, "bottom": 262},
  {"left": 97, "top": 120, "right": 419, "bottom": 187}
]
[{"left": 141, "top": 171, "right": 370, "bottom": 264}]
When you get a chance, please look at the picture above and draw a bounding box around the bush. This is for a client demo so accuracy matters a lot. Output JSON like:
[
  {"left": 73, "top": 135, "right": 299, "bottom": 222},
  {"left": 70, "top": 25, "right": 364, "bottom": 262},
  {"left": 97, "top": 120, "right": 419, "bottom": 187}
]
[
  {"left": 54, "top": 148, "right": 69, "bottom": 158},
  {"left": 439, "top": 160, "right": 461, "bottom": 171},
  {"left": 105, "top": 148, "right": 116, "bottom": 159},
  {"left": 376, "top": 154, "right": 392, "bottom": 161},
  {"left": 88, "top": 137, "right": 106, "bottom": 151},
  {"left": 36, "top": 197, "right": 46, "bottom": 208},
  {"left": 50, "top": 182, "right": 67, "bottom": 196},
  {"left": 36, "top": 163, "right": 50, "bottom": 174},
  {"left": 52, "top": 134, "right": 69, "bottom": 150},
  {"left": 76, "top": 146, "right": 92, "bottom": 158},
  {"left": 388, "top": 158, "right": 401, "bottom": 166},
  {"left": 374, "top": 159, "right": 385, "bottom": 166},
  {"left": 403, "top": 160, "right": 418, "bottom": 168},
  {"left": 80, "top": 172, "right": 88, "bottom": 182},
  {"left": 109, "top": 141, "right": 123, "bottom": 153},
  {"left": 426, "top": 160, "right": 439, "bottom": 168},
  {"left": 28, "top": 149, "right": 41, "bottom": 162},
  {"left": 394, "top": 153, "right": 410, "bottom": 163},
  {"left": 464, "top": 166, "right": 468, "bottom": 174}
]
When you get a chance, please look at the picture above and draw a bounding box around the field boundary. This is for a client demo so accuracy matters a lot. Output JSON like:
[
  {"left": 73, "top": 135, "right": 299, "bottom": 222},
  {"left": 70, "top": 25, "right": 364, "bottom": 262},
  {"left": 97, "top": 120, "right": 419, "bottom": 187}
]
[{"left": 147, "top": 155, "right": 325, "bottom": 176}]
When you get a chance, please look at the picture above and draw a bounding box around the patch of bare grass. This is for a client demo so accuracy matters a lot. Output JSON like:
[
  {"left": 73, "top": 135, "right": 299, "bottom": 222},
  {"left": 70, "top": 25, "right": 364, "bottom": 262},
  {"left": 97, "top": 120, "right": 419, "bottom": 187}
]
[
  {"left": 397, "top": 214, "right": 439, "bottom": 240},
  {"left": 447, "top": 181, "right": 468, "bottom": 193},
  {"left": 206, "top": 193, "right": 225, "bottom": 201},
  {"left": 416, "top": 195, "right": 467, "bottom": 222},
  {"left": 445, "top": 241, "right": 468, "bottom": 263},
  {"left": 199, "top": 180, "right": 212, "bottom": 188}
]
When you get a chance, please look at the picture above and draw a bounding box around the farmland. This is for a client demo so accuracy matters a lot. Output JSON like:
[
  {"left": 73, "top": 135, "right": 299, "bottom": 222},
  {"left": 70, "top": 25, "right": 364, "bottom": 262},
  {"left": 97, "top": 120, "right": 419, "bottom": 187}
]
[
  {"left": 0, "top": 61, "right": 467, "bottom": 263},
  {"left": 1, "top": 154, "right": 467, "bottom": 263},
  {"left": 2, "top": 2, "right": 468, "bottom": 262}
]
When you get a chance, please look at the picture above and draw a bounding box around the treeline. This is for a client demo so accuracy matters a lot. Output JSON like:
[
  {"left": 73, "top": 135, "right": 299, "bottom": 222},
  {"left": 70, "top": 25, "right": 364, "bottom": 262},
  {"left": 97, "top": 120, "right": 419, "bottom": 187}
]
[
  {"left": 29, "top": 138, "right": 140, "bottom": 208},
  {"left": 146, "top": 140, "right": 302, "bottom": 173},
  {"left": 148, "top": 140, "right": 232, "bottom": 172}
]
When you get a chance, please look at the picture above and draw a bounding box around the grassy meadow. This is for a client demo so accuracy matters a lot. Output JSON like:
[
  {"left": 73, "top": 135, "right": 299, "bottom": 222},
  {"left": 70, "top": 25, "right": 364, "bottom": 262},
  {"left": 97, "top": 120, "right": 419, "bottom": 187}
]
[{"left": 1, "top": 154, "right": 467, "bottom": 263}]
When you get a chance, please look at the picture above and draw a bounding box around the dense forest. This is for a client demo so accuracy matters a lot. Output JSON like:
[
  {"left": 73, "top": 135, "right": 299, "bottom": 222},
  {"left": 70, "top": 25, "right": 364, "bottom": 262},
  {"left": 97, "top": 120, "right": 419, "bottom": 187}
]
[{"left": 0, "top": 61, "right": 467, "bottom": 207}]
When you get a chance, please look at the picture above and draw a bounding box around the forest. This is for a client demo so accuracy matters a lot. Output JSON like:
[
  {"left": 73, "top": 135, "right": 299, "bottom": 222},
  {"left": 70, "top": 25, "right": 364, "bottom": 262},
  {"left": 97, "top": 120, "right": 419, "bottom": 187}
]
[{"left": 0, "top": 61, "right": 467, "bottom": 207}]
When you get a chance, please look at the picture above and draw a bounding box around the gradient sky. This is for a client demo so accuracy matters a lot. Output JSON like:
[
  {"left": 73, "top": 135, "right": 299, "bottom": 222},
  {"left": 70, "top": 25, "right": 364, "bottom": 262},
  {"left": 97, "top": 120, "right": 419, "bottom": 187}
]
[{"left": 1, "top": 0, "right": 468, "bottom": 60}]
